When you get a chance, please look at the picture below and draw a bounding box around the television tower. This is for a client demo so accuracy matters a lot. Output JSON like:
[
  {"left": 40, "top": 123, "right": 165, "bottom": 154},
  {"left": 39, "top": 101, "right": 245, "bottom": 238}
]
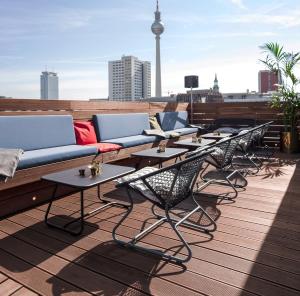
[{"left": 151, "top": 0, "right": 164, "bottom": 97}]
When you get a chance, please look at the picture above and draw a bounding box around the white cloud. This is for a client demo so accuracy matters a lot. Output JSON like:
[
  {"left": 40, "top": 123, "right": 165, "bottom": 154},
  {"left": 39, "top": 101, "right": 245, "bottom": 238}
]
[
  {"left": 222, "top": 10, "right": 300, "bottom": 28},
  {"left": 230, "top": 0, "right": 247, "bottom": 9}
]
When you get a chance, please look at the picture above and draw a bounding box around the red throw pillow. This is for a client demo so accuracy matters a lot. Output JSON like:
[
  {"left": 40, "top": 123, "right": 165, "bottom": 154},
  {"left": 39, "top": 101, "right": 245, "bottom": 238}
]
[
  {"left": 87, "top": 143, "right": 122, "bottom": 153},
  {"left": 74, "top": 121, "right": 98, "bottom": 145}
]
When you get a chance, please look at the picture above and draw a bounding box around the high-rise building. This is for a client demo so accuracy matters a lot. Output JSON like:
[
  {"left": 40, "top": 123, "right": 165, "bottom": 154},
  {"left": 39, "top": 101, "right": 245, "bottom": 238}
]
[
  {"left": 108, "top": 56, "right": 151, "bottom": 100},
  {"left": 40, "top": 71, "right": 59, "bottom": 100},
  {"left": 151, "top": 0, "right": 164, "bottom": 97},
  {"left": 258, "top": 70, "right": 278, "bottom": 93}
]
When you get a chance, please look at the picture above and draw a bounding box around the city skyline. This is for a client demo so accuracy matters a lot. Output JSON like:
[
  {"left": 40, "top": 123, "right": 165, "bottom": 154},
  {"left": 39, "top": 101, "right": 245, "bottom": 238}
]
[{"left": 0, "top": 0, "right": 299, "bottom": 99}]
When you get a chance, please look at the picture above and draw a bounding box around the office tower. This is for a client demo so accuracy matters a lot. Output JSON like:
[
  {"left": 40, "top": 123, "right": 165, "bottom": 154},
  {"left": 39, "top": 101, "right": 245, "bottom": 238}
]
[
  {"left": 258, "top": 70, "right": 278, "bottom": 93},
  {"left": 108, "top": 56, "right": 151, "bottom": 100},
  {"left": 151, "top": 0, "right": 164, "bottom": 97},
  {"left": 40, "top": 71, "right": 59, "bottom": 100}
]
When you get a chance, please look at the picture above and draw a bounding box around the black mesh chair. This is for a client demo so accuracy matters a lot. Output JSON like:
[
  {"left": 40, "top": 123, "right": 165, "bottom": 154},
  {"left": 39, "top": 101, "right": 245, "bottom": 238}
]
[
  {"left": 187, "top": 133, "right": 249, "bottom": 199},
  {"left": 248, "top": 121, "right": 275, "bottom": 162},
  {"left": 233, "top": 126, "right": 265, "bottom": 174},
  {"left": 113, "top": 150, "right": 217, "bottom": 263}
]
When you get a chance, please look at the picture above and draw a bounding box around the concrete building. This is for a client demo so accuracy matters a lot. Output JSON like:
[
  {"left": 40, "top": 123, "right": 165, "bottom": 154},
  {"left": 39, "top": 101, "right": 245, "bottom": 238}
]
[
  {"left": 258, "top": 70, "right": 278, "bottom": 93},
  {"left": 223, "top": 91, "right": 273, "bottom": 102},
  {"left": 40, "top": 71, "right": 59, "bottom": 100},
  {"left": 108, "top": 56, "right": 151, "bottom": 101},
  {"left": 151, "top": 0, "right": 164, "bottom": 97}
]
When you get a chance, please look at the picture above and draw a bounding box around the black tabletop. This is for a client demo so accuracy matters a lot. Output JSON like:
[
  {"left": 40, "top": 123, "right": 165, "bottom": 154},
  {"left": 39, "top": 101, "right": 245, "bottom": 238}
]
[
  {"left": 201, "top": 132, "right": 232, "bottom": 140},
  {"left": 174, "top": 138, "right": 216, "bottom": 147},
  {"left": 131, "top": 147, "right": 188, "bottom": 159},
  {"left": 41, "top": 164, "right": 135, "bottom": 189}
]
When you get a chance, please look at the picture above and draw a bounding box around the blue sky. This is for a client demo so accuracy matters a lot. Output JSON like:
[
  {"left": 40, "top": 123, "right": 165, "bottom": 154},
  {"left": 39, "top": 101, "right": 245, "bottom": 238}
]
[{"left": 0, "top": 0, "right": 299, "bottom": 99}]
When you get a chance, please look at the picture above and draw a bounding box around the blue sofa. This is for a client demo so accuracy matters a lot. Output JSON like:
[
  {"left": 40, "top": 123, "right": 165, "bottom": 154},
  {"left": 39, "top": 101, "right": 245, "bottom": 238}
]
[
  {"left": 93, "top": 113, "right": 160, "bottom": 148},
  {"left": 156, "top": 111, "right": 198, "bottom": 137},
  {"left": 0, "top": 115, "right": 97, "bottom": 170}
]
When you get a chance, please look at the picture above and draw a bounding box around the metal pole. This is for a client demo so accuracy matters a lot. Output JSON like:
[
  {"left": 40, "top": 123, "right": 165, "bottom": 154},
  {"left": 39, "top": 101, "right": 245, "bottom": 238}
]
[{"left": 190, "top": 87, "right": 193, "bottom": 124}]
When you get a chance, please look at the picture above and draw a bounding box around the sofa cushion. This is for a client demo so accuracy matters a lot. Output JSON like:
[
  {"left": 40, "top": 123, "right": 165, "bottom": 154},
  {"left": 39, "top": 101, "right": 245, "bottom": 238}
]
[
  {"left": 74, "top": 121, "right": 98, "bottom": 145},
  {"left": 93, "top": 113, "right": 150, "bottom": 141},
  {"left": 18, "top": 145, "right": 97, "bottom": 170},
  {"left": 0, "top": 115, "right": 76, "bottom": 151},
  {"left": 157, "top": 111, "right": 189, "bottom": 131},
  {"left": 87, "top": 143, "right": 122, "bottom": 153},
  {"left": 102, "top": 135, "right": 158, "bottom": 148}
]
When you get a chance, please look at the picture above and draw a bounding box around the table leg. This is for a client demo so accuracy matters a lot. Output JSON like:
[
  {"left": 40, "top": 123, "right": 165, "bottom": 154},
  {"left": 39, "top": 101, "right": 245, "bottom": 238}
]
[
  {"left": 45, "top": 185, "right": 85, "bottom": 235},
  {"left": 95, "top": 184, "right": 129, "bottom": 210}
]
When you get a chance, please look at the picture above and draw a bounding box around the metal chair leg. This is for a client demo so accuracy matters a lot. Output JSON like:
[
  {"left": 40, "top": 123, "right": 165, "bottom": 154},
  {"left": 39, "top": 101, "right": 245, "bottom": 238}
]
[{"left": 112, "top": 188, "right": 214, "bottom": 264}]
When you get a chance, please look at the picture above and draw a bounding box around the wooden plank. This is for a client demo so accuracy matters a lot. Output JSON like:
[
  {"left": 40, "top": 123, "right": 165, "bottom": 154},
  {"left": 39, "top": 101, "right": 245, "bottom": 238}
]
[
  {"left": 0, "top": 278, "right": 22, "bottom": 296},
  {"left": 0, "top": 230, "right": 146, "bottom": 296},
  {"left": 0, "top": 249, "right": 91, "bottom": 296},
  {"left": 10, "top": 287, "right": 38, "bottom": 296},
  {"left": 19, "top": 201, "right": 300, "bottom": 295}
]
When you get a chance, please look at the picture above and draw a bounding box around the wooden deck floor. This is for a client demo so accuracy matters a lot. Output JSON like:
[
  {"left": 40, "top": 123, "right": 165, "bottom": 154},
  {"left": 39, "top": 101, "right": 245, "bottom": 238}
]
[{"left": 0, "top": 153, "right": 300, "bottom": 296}]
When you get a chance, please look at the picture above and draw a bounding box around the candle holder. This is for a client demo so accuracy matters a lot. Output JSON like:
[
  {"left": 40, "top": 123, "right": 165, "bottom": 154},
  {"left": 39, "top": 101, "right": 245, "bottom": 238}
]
[
  {"left": 88, "top": 160, "right": 102, "bottom": 176},
  {"left": 157, "top": 144, "right": 166, "bottom": 153},
  {"left": 79, "top": 169, "right": 86, "bottom": 177}
]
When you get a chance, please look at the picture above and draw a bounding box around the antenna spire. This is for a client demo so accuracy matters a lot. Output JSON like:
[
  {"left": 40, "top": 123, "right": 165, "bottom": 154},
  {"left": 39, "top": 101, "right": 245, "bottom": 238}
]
[{"left": 156, "top": 0, "right": 159, "bottom": 11}]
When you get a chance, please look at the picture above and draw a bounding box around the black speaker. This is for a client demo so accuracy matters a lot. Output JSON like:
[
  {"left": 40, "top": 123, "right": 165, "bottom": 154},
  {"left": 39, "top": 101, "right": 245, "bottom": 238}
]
[{"left": 185, "top": 75, "right": 198, "bottom": 88}]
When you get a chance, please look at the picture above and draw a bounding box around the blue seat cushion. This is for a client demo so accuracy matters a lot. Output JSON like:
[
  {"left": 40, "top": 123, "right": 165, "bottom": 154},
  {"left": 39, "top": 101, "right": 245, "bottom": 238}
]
[
  {"left": 102, "top": 135, "right": 158, "bottom": 148},
  {"left": 165, "top": 127, "right": 198, "bottom": 138},
  {"left": 93, "top": 113, "right": 150, "bottom": 141},
  {"left": 157, "top": 111, "right": 189, "bottom": 131},
  {"left": 18, "top": 145, "right": 97, "bottom": 170},
  {"left": 0, "top": 115, "right": 76, "bottom": 151}
]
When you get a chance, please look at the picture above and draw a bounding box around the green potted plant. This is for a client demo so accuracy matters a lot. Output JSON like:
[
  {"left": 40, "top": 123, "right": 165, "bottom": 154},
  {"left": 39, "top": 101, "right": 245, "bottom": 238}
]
[{"left": 260, "top": 42, "right": 300, "bottom": 153}]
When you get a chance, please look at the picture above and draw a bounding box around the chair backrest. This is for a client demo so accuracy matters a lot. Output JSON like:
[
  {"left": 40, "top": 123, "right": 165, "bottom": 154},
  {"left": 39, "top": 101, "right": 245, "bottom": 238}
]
[
  {"left": 250, "top": 121, "right": 272, "bottom": 145},
  {"left": 0, "top": 115, "right": 76, "bottom": 151},
  {"left": 141, "top": 150, "right": 210, "bottom": 208},
  {"left": 156, "top": 111, "right": 189, "bottom": 131},
  {"left": 215, "top": 135, "right": 244, "bottom": 167},
  {"left": 93, "top": 113, "right": 150, "bottom": 141}
]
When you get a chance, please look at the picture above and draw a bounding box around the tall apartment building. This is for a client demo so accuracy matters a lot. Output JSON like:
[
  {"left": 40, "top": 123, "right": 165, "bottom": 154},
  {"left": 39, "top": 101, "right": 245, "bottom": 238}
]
[
  {"left": 40, "top": 71, "right": 59, "bottom": 99},
  {"left": 108, "top": 56, "right": 151, "bottom": 100},
  {"left": 258, "top": 70, "right": 278, "bottom": 93}
]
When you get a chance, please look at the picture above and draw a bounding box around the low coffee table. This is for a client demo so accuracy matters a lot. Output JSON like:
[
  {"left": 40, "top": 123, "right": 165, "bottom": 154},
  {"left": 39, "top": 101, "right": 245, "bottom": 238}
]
[
  {"left": 174, "top": 138, "right": 216, "bottom": 148},
  {"left": 201, "top": 132, "right": 232, "bottom": 140},
  {"left": 42, "top": 164, "right": 135, "bottom": 235},
  {"left": 132, "top": 147, "right": 188, "bottom": 169}
]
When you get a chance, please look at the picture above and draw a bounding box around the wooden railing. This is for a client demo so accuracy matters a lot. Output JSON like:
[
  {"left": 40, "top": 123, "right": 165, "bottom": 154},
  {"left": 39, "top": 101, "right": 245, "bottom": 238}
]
[
  {"left": 188, "top": 101, "right": 300, "bottom": 147},
  {"left": 0, "top": 99, "right": 188, "bottom": 120}
]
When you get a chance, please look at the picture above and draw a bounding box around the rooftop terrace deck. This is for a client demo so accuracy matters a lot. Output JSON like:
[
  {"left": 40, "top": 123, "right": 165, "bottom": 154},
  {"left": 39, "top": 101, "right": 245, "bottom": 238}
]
[{"left": 0, "top": 153, "right": 299, "bottom": 296}]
